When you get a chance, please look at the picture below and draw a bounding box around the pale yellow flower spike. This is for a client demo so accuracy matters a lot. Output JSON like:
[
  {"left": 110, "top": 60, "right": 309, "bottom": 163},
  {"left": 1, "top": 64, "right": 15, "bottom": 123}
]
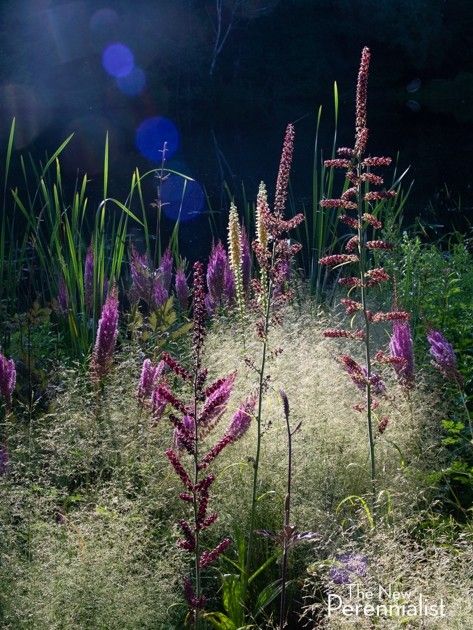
[
  {"left": 227, "top": 202, "right": 245, "bottom": 318},
  {"left": 256, "top": 181, "right": 268, "bottom": 249}
]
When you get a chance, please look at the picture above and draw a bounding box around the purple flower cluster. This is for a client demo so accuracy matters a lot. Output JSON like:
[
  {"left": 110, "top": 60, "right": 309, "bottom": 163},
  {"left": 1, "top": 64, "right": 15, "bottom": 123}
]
[
  {"left": 175, "top": 268, "right": 190, "bottom": 310},
  {"left": 329, "top": 553, "right": 368, "bottom": 585},
  {"left": 129, "top": 246, "right": 170, "bottom": 311},
  {"left": 389, "top": 321, "right": 415, "bottom": 389},
  {"left": 137, "top": 358, "right": 166, "bottom": 402},
  {"left": 427, "top": 330, "right": 461, "bottom": 382},
  {"left": 129, "top": 246, "right": 192, "bottom": 313},
  {"left": 205, "top": 241, "right": 235, "bottom": 314},
  {"left": 90, "top": 288, "right": 119, "bottom": 382},
  {"left": 0, "top": 352, "right": 16, "bottom": 409}
]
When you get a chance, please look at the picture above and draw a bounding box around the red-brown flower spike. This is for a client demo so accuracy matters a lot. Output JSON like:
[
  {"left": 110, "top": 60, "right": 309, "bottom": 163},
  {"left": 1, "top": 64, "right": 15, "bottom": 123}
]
[
  {"left": 274, "top": 123, "right": 295, "bottom": 218},
  {"left": 355, "top": 47, "right": 371, "bottom": 131},
  {"left": 362, "top": 213, "right": 383, "bottom": 229},
  {"left": 319, "top": 254, "right": 359, "bottom": 267},
  {"left": 365, "top": 240, "right": 394, "bottom": 250},
  {"left": 323, "top": 328, "right": 365, "bottom": 340},
  {"left": 362, "top": 157, "right": 392, "bottom": 167}
]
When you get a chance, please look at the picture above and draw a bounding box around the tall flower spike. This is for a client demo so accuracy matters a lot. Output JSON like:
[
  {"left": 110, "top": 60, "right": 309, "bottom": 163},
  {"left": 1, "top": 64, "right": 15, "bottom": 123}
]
[
  {"left": 0, "top": 353, "right": 16, "bottom": 409},
  {"left": 427, "top": 329, "right": 461, "bottom": 382},
  {"left": 137, "top": 358, "right": 166, "bottom": 401},
  {"left": 207, "top": 241, "right": 231, "bottom": 309},
  {"left": 192, "top": 261, "right": 206, "bottom": 362},
  {"left": 355, "top": 46, "right": 370, "bottom": 131},
  {"left": 175, "top": 268, "right": 190, "bottom": 310},
  {"left": 389, "top": 321, "right": 415, "bottom": 389},
  {"left": 90, "top": 287, "right": 119, "bottom": 382},
  {"left": 227, "top": 203, "right": 245, "bottom": 315},
  {"left": 274, "top": 123, "right": 295, "bottom": 217},
  {"left": 256, "top": 181, "right": 269, "bottom": 250}
]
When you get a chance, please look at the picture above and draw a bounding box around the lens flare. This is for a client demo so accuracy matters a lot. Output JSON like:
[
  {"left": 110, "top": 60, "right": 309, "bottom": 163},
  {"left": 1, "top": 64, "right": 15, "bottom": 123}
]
[
  {"left": 161, "top": 174, "right": 205, "bottom": 222},
  {"left": 135, "top": 116, "right": 179, "bottom": 161},
  {"left": 102, "top": 43, "right": 134, "bottom": 78},
  {"left": 116, "top": 67, "right": 146, "bottom": 96}
]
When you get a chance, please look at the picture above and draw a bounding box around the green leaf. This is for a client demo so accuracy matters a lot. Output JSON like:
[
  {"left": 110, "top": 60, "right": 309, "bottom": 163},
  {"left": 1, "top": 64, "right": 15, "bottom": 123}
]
[
  {"left": 255, "top": 580, "right": 284, "bottom": 616},
  {"left": 203, "top": 612, "right": 238, "bottom": 630}
]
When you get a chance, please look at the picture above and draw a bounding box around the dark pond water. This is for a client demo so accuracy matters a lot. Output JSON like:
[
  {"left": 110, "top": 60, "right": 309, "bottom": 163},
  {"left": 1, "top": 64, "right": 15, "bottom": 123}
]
[{"left": 1, "top": 0, "right": 472, "bottom": 259}]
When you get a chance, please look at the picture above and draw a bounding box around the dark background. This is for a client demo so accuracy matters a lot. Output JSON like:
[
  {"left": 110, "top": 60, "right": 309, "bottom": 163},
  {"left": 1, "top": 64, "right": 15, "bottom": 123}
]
[{"left": 1, "top": 0, "right": 472, "bottom": 256}]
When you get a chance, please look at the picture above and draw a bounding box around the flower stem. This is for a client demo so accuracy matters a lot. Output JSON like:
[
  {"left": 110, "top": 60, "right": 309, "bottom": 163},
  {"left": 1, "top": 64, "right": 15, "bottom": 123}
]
[
  {"left": 357, "top": 164, "right": 376, "bottom": 514},
  {"left": 246, "top": 246, "right": 274, "bottom": 578}
]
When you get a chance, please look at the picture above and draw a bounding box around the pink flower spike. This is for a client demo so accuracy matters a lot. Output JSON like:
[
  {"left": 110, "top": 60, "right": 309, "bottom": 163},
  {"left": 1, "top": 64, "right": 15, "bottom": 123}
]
[
  {"left": 0, "top": 353, "right": 16, "bottom": 409},
  {"left": 90, "top": 287, "right": 119, "bottom": 382},
  {"left": 199, "top": 538, "right": 232, "bottom": 568}
]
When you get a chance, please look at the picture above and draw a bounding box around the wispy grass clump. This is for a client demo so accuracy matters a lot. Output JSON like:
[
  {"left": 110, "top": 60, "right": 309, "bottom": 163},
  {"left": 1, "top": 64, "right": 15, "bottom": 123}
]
[{"left": 301, "top": 524, "right": 473, "bottom": 628}]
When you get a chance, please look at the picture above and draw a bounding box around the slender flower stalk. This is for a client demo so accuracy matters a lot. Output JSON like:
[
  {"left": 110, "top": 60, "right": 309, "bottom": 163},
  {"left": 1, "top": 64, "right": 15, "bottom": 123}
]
[
  {"left": 318, "top": 47, "right": 404, "bottom": 513},
  {"left": 247, "top": 123, "right": 304, "bottom": 578}
]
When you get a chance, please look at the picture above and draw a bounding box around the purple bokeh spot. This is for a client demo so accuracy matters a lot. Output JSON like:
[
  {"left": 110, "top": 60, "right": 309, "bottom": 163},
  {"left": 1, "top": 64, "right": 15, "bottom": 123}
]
[
  {"left": 116, "top": 67, "right": 146, "bottom": 96},
  {"left": 102, "top": 43, "right": 134, "bottom": 78},
  {"left": 161, "top": 174, "right": 204, "bottom": 222},
  {"left": 135, "top": 117, "right": 179, "bottom": 162}
]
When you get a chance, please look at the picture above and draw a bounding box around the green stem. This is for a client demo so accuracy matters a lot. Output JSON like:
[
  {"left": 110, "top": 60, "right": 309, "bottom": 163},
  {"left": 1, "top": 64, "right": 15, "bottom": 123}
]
[
  {"left": 457, "top": 382, "right": 473, "bottom": 440},
  {"left": 356, "top": 164, "right": 376, "bottom": 513},
  {"left": 192, "top": 354, "right": 201, "bottom": 630},
  {"left": 246, "top": 246, "right": 275, "bottom": 579},
  {"left": 279, "top": 395, "right": 292, "bottom": 630}
]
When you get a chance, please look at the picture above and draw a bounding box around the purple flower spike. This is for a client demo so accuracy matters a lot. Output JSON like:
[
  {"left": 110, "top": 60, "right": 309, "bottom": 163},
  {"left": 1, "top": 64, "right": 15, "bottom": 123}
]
[
  {"left": 159, "top": 249, "right": 173, "bottom": 291},
  {"left": 198, "top": 396, "right": 255, "bottom": 469},
  {"left": 175, "top": 268, "right": 190, "bottom": 310},
  {"left": 153, "top": 280, "right": 169, "bottom": 309},
  {"left": 84, "top": 245, "right": 94, "bottom": 313},
  {"left": 0, "top": 443, "right": 9, "bottom": 475},
  {"left": 137, "top": 359, "right": 165, "bottom": 401},
  {"left": 389, "top": 321, "right": 415, "bottom": 388},
  {"left": 329, "top": 553, "right": 368, "bottom": 585},
  {"left": 90, "top": 287, "right": 119, "bottom": 382},
  {"left": 207, "top": 242, "right": 228, "bottom": 305},
  {"left": 427, "top": 330, "right": 461, "bottom": 382},
  {"left": 0, "top": 353, "right": 16, "bottom": 409},
  {"left": 130, "top": 245, "right": 169, "bottom": 310}
]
